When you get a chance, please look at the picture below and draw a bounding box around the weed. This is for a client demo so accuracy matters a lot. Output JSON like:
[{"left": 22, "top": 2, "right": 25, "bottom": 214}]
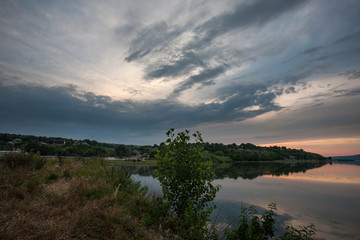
[
  {"left": 34, "top": 156, "right": 46, "bottom": 169},
  {"left": 47, "top": 172, "right": 59, "bottom": 181},
  {"left": 63, "top": 169, "right": 71, "bottom": 178}
]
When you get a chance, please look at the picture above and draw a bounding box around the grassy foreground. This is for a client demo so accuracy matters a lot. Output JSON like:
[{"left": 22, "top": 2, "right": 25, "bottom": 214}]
[
  {"left": 0, "top": 153, "right": 175, "bottom": 239},
  {"left": 0, "top": 153, "right": 319, "bottom": 240}
]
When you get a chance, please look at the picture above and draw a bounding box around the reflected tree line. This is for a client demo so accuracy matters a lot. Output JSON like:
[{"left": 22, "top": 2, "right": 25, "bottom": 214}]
[{"left": 122, "top": 161, "right": 329, "bottom": 180}]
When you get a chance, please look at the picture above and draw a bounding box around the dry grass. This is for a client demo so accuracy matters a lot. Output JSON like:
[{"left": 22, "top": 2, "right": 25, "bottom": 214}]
[{"left": 0, "top": 155, "right": 173, "bottom": 240}]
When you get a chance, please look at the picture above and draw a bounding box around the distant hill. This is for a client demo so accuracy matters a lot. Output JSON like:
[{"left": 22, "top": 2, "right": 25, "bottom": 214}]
[
  {"left": 332, "top": 154, "right": 360, "bottom": 161},
  {"left": 0, "top": 133, "right": 327, "bottom": 162},
  {"left": 202, "top": 142, "right": 327, "bottom": 162}
]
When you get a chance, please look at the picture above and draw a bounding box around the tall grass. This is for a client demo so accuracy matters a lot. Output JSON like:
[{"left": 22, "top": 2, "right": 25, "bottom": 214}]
[{"left": 0, "top": 154, "right": 173, "bottom": 239}]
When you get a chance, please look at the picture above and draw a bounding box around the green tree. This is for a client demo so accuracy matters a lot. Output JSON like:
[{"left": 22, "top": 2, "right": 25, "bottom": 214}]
[
  {"left": 115, "top": 144, "right": 131, "bottom": 157},
  {"left": 155, "top": 129, "right": 220, "bottom": 239}
]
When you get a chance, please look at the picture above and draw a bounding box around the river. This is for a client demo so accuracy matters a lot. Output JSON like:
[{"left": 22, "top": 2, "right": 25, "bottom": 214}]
[{"left": 126, "top": 161, "right": 360, "bottom": 239}]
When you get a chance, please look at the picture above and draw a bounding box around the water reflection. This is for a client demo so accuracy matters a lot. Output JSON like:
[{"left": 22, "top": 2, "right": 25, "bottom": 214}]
[
  {"left": 123, "top": 160, "right": 329, "bottom": 180},
  {"left": 215, "top": 161, "right": 328, "bottom": 180},
  {"left": 122, "top": 162, "right": 360, "bottom": 240},
  {"left": 263, "top": 163, "right": 360, "bottom": 184}
]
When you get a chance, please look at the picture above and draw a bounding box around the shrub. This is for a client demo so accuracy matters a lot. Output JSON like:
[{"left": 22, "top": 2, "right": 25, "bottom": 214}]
[
  {"left": 47, "top": 172, "right": 59, "bottom": 181},
  {"left": 34, "top": 156, "right": 47, "bottom": 169},
  {"left": 0, "top": 153, "right": 34, "bottom": 168},
  {"left": 0, "top": 152, "right": 46, "bottom": 170},
  {"left": 156, "top": 129, "right": 220, "bottom": 239},
  {"left": 63, "top": 169, "right": 71, "bottom": 178},
  {"left": 225, "top": 203, "right": 318, "bottom": 240},
  {"left": 281, "top": 224, "right": 317, "bottom": 240}
]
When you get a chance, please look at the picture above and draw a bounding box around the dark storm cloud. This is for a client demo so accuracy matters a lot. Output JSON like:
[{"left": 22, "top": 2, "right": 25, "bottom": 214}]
[
  {"left": 188, "top": 0, "right": 308, "bottom": 48},
  {"left": 124, "top": 21, "right": 184, "bottom": 62},
  {"left": 124, "top": 0, "right": 308, "bottom": 94},
  {"left": 0, "top": 79, "right": 283, "bottom": 138},
  {"left": 124, "top": 0, "right": 308, "bottom": 62},
  {"left": 170, "top": 65, "right": 226, "bottom": 97}
]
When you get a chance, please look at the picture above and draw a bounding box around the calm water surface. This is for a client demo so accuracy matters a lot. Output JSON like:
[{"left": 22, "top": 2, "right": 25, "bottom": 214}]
[{"left": 129, "top": 162, "right": 360, "bottom": 240}]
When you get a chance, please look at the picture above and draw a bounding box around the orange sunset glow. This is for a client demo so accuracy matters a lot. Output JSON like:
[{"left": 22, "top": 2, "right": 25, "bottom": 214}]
[
  {"left": 260, "top": 137, "right": 360, "bottom": 157},
  {"left": 263, "top": 164, "right": 360, "bottom": 184}
]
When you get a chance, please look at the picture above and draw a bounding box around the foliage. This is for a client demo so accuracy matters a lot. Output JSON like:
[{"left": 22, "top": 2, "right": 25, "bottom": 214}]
[
  {"left": 115, "top": 144, "right": 132, "bottom": 157},
  {"left": 225, "top": 203, "right": 277, "bottom": 240},
  {"left": 63, "top": 168, "right": 71, "bottom": 178},
  {"left": 0, "top": 155, "right": 171, "bottom": 239},
  {"left": 0, "top": 143, "right": 321, "bottom": 239},
  {"left": 0, "top": 152, "right": 46, "bottom": 169},
  {"left": 203, "top": 142, "right": 326, "bottom": 162},
  {"left": 1, "top": 133, "right": 327, "bottom": 162},
  {"left": 47, "top": 172, "right": 59, "bottom": 181},
  {"left": 225, "top": 203, "right": 318, "bottom": 240},
  {"left": 156, "top": 129, "right": 220, "bottom": 239},
  {"left": 281, "top": 224, "right": 317, "bottom": 240}
]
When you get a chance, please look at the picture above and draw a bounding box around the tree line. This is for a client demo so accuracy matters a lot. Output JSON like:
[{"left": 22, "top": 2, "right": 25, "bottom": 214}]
[{"left": 0, "top": 133, "right": 326, "bottom": 161}]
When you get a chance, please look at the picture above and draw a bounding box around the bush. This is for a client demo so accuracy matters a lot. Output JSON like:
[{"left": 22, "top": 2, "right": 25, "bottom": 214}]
[
  {"left": 47, "top": 172, "right": 59, "bottom": 181},
  {"left": 0, "top": 153, "right": 34, "bottom": 168},
  {"left": 225, "top": 203, "right": 277, "bottom": 240},
  {"left": 225, "top": 203, "right": 318, "bottom": 240},
  {"left": 282, "top": 224, "right": 316, "bottom": 240},
  {"left": 63, "top": 169, "right": 71, "bottom": 178},
  {"left": 34, "top": 156, "right": 47, "bottom": 169},
  {"left": 0, "top": 152, "right": 46, "bottom": 170},
  {"left": 156, "top": 129, "right": 220, "bottom": 239}
]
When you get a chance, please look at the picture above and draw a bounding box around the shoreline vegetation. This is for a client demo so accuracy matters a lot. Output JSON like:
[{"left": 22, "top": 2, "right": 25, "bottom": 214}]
[
  {"left": 1, "top": 153, "right": 318, "bottom": 239},
  {"left": 0, "top": 131, "right": 323, "bottom": 239},
  {"left": 0, "top": 154, "right": 171, "bottom": 239},
  {"left": 1, "top": 133, "right": 328, "bottom": 164}
]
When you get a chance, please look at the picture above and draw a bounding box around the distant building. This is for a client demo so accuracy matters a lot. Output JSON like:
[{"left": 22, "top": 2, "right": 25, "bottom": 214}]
[{"left": 8, "top": 138, "right": 22, "bottom": 144}]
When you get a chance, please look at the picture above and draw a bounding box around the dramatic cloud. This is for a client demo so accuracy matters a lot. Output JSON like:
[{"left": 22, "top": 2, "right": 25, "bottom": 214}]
[
  {"left": 124, "top": 21, "right": 184, "bottom": 62},
  {"left": 145, "top": 51, "right": 205, "bottom": 79},
  {"left": 170, "top": 65, "right": 226, "bottom": 97},
  {"left": 0, "top": 79, "right": 282, "bottom": 142},
  {"left": 187, "top": 0, "right": 308, "bottom": 48},
  {"left": 0, "top": 0, "right": 359, "bottom": 154}
]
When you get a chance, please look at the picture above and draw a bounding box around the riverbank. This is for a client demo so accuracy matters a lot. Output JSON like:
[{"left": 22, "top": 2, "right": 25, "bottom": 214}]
[
  {"left": 0, "top": 154, "right": 174, "bottom": 239},
  {"left": 0, "top": 153, "right": 322, "bottom": 239}
]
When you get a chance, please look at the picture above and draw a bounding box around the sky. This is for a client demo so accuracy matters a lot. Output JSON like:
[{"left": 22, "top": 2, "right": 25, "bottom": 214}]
[{"left": 1, "top": 0, "right": 360, "bottom": 156}]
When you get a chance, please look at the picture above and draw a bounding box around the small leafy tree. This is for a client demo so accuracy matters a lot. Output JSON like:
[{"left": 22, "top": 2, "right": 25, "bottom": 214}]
[
  {"left": 225, "top": 203, "right": 277, "bottom": 240},
  {"left": 156, "top": 129, "right": 220, "bottom": 239},
  {"left": 281, "top": 224, "right": 316, "bottom": 240},
  {"left": 225, "top": 203, "right": 318, "bottom": 240}
]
